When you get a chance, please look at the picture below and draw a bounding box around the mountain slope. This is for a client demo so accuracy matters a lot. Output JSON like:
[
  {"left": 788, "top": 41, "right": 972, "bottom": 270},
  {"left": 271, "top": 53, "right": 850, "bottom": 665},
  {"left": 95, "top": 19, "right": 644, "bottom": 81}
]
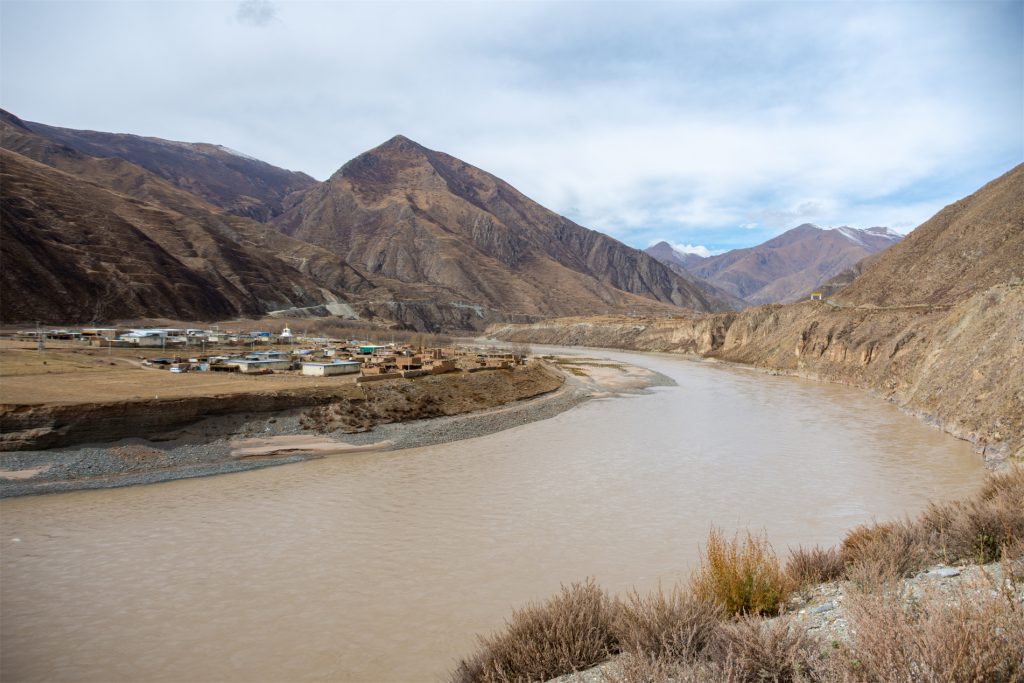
[
  {"left": 11, "top": 110, "right": 316, "bottom": 221},
  {"left": 0, "top": 149, "right": 345, "bottom": 322},
  {"left": 836, "top": 164, "right": 1024, "bottom": 307},
  {"left": 274, "top": 135, "right": 720, "bottom": 319},
  {"left": 645, "top": 242, "right": 749, "bottom": 310},
  {"left": 652, "top": 225, "right": 901, "bottom": 305}
]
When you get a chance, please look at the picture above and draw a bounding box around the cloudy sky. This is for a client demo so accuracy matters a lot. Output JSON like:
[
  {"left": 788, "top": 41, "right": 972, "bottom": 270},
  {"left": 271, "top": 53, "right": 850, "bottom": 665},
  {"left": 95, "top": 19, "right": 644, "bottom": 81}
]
[{"left": 2, "top": 1, "right": 1021, "bottom": 254}]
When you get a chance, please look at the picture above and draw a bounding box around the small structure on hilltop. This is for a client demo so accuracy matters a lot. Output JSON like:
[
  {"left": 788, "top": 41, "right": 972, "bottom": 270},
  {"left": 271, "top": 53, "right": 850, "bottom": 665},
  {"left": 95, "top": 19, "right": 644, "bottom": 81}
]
[{"left": 810, "top": 292, "right": 823, "bottom": 301}]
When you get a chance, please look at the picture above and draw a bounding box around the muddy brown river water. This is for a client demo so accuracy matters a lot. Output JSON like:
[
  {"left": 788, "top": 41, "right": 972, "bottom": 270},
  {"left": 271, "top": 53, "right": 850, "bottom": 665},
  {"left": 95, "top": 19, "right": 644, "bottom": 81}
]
[{"left": 0, "top": 347, "right": 985, "bottom": 682}]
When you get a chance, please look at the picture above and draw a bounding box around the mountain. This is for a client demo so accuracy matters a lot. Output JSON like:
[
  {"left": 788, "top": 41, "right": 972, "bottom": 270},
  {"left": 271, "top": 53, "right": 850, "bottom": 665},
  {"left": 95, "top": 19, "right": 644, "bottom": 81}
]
[
  {"left": 645, "top": 242, "right": 708, "bottom": 272},
  {"left": 9, "top": 110, "right": 316, "bottom": 221},
  {"left": 647, "top": 225, "right": 902, "bottom": 305},
  {"left": 0, "top": 113, "right": 386, "bottom": 323},
  {"left": 0, "top": 149, "right": 351, "bottom": 323},
  {"left": 273, "top": 135, "right": 720, "bottom": 319},
  {"left": 644, "top": 242, "right": 748, "bottom": 310},
  {"left": 836, "top": 164, "right": 1024, "bottom": 307},
  {"left": 1, "top": 115, "right": 719, "bottom": 328}
]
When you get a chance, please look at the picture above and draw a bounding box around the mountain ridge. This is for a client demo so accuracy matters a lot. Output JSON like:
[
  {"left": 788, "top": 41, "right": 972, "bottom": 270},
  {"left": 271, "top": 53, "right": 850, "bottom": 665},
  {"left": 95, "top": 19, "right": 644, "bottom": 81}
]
[
  {"left": 645, "top": 224, "right": 902, "bottom": 304},
  {"left": 273, "top": 134, "right": 722, "bottom": 320},
  {"left": 8, "top": 109, "right": 316, "bottom": 222},
  {"left": 1, "top": 113, "right": 722, "bottom": 328}
]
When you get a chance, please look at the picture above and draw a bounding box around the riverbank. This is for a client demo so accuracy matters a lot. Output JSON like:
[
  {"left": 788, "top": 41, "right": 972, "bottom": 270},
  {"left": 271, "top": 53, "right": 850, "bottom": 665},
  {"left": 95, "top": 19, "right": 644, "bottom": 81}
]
[
  {"left": 456, "top": 466, "right": 1024, "bottom": 683},
  {"left": 0, "top": 358, "right": 670, "bottom": 497},
  {"left": 487, "top": 282, "right": 1024, "bottom": 464}
]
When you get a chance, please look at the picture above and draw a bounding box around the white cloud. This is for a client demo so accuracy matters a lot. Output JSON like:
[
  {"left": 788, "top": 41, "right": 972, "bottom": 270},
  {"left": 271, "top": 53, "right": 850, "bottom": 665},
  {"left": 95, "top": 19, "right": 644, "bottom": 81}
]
[
  {"left": 672, "top": 244, "right": 718, "bottom": 258},
  {"left": 0, "top": 0, "right": 1018, "bottom": 250}
]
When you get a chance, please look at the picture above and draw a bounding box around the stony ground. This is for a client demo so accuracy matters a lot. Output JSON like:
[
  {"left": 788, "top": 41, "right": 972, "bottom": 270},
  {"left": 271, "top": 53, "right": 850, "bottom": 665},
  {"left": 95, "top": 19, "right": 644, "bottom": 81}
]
[{"left": 550, "top": 558, "right": 1024, "bottom": 683}]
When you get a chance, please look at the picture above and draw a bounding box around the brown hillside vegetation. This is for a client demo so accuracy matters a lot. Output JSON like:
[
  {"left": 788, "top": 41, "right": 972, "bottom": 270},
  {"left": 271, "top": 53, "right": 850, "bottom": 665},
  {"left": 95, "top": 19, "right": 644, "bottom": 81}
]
[
  {"left": 274, "top": 135, "right": 719, "bottom": 319},
  {"left": 0, "top": 149, "right": 344, "bottom": 323},
  {"left": 837, "top": 164, "right": 1024, "bottom": 307},
  {"left": 11, "top": 110, "right": 317, "bottom": 221}
]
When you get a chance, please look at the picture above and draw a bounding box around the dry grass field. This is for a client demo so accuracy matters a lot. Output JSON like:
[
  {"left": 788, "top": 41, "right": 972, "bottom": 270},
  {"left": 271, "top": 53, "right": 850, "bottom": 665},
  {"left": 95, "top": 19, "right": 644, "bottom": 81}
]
[{"left": 0, "top": 339, "right": 354, "bottom": 405}]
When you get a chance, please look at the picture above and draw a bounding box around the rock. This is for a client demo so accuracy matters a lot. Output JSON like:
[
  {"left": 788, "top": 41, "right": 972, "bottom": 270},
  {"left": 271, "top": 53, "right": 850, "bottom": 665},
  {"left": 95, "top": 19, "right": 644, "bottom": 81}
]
[
  {"left": 928, "top": 567, "right": 961, "bottom": 578},
  {"left": 812, "top": 601, "right": 835, "bottom": 613}
]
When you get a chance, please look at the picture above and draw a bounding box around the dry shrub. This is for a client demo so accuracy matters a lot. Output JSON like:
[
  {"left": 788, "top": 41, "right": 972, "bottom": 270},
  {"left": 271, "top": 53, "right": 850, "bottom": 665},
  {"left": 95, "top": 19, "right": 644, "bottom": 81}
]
[
  {"left": 691, "top": 527, "right": 794, "bottom": 617},
  {"left": 714, "top": 616, "right": 822, "bottom": 683},
  {"left": 828, "top": 586, "right": 1024, "bottom": 682},
  {"left": 601, "top": 652, "right": 716, "bottom": 683},
  {"left": 977, "top": 465, "right": 1024, "bottom": 502},
  {"left": 785, "top": 546, "right": 844, "bottom": 588},
  {"left": 451, "top": 579, "right": 618, "bottom": 683},
  {"left": 921, "top": 467, "right": 1024, "bottom": 565},
  {"left": 612, "top": 586, "right": 722, "bottom": 661},
  {"left": 839, "top": 519, "right": 928, "bottom": 588}
]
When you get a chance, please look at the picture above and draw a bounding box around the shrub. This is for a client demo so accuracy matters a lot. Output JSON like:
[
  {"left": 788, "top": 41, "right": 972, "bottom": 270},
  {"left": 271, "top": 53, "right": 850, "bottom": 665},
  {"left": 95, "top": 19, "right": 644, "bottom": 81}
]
[
  {"left": 690, "top": 527, "right": 793, "bottom": 617},
  {"left": 827, "top": 585, "right": 1024, "bottom": 682},
  {"left": 785, "top": 546, "right": 844, "bottom": 587},
  {"left": 714, "top": 616, "right": 822, "bottom": 683},
  {"left": 601, "top": 652, "right": 716, "bottom": 683},
  {"left": 839, "top": 519, "right": 928, "bottom": 589},
  {"left": 451, "top": 579, "right": 618, "bottom": 683},
  {"left": 921, "top": 467, "right": 1024, "bottom": 565},
  {"left": 612, "top": 586, "right": 722, "bottom": 661}
]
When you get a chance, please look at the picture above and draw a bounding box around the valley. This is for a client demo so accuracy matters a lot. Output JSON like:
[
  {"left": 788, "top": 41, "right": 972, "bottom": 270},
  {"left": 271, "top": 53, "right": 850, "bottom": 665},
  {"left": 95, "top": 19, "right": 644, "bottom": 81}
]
[{"left": 0, "top": 84, "right": 1021, "bottom": 683}]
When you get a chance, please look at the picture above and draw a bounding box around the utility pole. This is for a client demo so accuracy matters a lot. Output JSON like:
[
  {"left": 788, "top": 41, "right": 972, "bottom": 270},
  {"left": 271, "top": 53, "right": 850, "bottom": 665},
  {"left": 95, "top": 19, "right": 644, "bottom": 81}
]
[{"left": 36, "top": 321, "right": 44, "bottom": 352}]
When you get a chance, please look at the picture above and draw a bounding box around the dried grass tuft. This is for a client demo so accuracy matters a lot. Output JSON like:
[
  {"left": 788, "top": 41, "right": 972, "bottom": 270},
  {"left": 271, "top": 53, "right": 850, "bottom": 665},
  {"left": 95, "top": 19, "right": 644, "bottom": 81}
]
[
  {"left": 839, "top": 519, "right": 928, "bottom": 589},
  {"left": 785, "top": 546, "right": 845, "bottom": 588},
  {"left": 691, "top": 527, "right": 794, "bottom": 617}
]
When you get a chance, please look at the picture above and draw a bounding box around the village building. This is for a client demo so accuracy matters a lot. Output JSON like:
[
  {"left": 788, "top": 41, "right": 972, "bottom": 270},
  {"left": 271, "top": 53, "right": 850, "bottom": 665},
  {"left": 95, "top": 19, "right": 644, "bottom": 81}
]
[
  {"left": 301, "top": 361, "right": 362, "bottom": 377},
  {"left": 223, "top": 358, "right": 293, "bottom": 373}
]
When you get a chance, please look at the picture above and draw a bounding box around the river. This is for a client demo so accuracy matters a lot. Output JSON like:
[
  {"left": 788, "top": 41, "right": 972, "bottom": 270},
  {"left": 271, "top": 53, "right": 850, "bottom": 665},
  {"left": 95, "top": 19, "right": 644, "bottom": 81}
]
[{"left": 0, "top": 346, "right": 985, "bottom": 682}]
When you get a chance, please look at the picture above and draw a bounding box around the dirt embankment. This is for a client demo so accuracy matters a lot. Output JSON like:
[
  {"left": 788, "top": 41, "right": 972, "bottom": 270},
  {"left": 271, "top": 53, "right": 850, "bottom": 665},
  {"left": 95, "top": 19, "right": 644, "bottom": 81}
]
[
  {"left": 300, "top": 362, "right": 564, "bottom": 433},
  {"left": 0, "top": 363, "right": 563, "bottom": 452},
  {"left": 488, "top": 283, "right": 1024, "bottom": 460}
]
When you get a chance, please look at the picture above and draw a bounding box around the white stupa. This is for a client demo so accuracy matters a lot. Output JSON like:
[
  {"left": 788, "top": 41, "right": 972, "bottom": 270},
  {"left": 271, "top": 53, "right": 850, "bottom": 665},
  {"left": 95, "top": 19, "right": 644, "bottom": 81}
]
[{"left": 280, "top": 326, "right": 293, "bottom": 340}]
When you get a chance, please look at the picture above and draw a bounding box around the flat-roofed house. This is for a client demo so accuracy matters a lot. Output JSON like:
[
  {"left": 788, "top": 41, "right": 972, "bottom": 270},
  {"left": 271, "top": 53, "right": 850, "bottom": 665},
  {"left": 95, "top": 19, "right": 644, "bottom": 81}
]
[
  {"left": 301, "top": 361, "right": 362, "bottom": 377},
  {"left": 223, "top": 358, "right": 293, "bottom": 373}
]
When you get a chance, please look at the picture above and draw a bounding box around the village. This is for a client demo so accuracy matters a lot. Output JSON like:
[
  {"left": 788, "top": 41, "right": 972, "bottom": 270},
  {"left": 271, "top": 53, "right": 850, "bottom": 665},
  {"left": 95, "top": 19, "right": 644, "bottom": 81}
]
[{"left": 2, "top": 325, "right": 527, "bottom": 383}]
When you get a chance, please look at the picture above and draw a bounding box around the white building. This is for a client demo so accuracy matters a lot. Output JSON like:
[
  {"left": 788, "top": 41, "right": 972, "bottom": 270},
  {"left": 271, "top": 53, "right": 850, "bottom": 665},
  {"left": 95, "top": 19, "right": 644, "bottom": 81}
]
[
  {"left": 224, "top": 358, "right": 293, "bottom": 373},
  {"left": 301, "top": 361, "right": 361, "bottom": 377}
]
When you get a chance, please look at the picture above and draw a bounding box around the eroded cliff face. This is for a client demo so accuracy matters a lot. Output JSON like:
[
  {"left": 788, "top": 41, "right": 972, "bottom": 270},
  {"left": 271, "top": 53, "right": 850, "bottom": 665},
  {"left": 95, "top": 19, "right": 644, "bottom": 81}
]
[{"left": 487, "top": 283, "right": 1024, "bottom": 460}]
